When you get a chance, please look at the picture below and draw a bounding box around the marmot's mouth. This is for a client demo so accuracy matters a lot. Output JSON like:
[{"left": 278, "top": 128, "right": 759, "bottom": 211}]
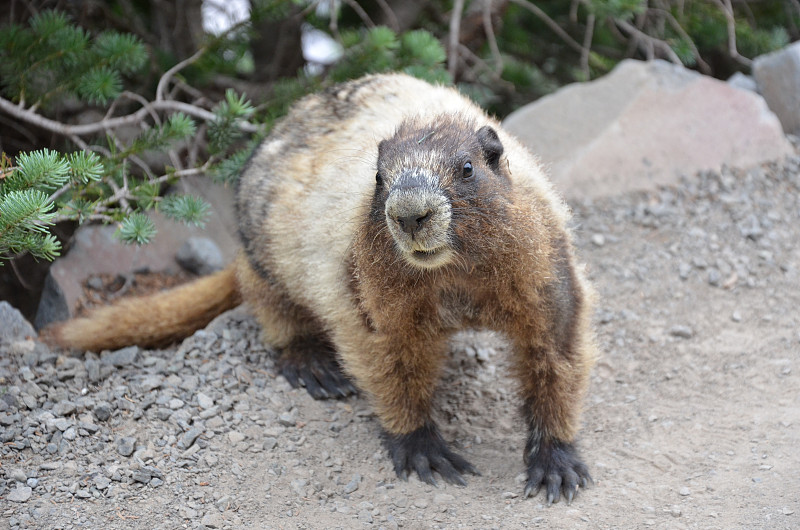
[
  {"left": 413, "top": 248, "right": 440, "bottom": 258},
  {"left": 407, "top": 246, "right": 453, "bottom": 269}
]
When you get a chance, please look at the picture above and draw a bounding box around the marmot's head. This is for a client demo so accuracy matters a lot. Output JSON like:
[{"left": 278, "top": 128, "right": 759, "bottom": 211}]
[{"left": 371, "top": 114, "right": 509, "bottom": 270}]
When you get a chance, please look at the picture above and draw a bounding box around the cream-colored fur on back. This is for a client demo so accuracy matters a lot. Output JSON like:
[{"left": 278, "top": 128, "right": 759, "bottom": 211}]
[{"left": 49, "top": 266, "right": 241, "bottom": 351}]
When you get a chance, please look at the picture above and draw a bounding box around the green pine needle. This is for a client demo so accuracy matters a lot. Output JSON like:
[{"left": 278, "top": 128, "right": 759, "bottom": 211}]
[
  {"left": 0, "top": 189, "right": 57, "bottom": 235},
  {"left": 67, "top": 151, "right": 104, "bottom": 183},
  {"left": 11, "top": 149, "right": 70, "bottom": 191},
  {"left": 92, "top": 31, "right": 147, "bottom": 73},
  {"left": 117, "top": 213, "right": 157, "bottom": 245},
  {"left": 160, "top": 194, "right": 210, "bottom": 228},
  {"left": 76, "top": 66, "right": 122, "bottom": 104}
]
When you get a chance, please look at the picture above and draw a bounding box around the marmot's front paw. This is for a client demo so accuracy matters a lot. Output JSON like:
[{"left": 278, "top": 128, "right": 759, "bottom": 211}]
[
  {"left": 383, "top": 422, "right": 479, "bottom": 486},
  {"left": 278, "top": 339, "right": 357, "bottom": 399},
  {"left": 524, "top": 438, "right": 592, "bottom": 505}
]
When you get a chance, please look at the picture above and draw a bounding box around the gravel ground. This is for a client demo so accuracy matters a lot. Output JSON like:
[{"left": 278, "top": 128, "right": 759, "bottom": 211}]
[{"left": 1, "top": 151, "right": 799, "bottom": 529}]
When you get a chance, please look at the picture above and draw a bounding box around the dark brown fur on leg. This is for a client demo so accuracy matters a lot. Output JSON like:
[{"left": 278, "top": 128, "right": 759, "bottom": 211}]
[
  {"left": 506, "top": 235, "right": 595, "bottom": 505},
  {"left": 367, "top": 336, "right": 478, "bottom": 485}
]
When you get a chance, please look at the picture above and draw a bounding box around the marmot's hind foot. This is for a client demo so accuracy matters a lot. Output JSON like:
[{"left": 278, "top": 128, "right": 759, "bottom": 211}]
[
  {"left": 523, "top": 438, "right": 592, "bottom": 505},
  {"left": 277, "top": 337, "right": 357, "bottom": 399},
  {"left": 383, "top": 422, "right": 479, "bottom": 487}
]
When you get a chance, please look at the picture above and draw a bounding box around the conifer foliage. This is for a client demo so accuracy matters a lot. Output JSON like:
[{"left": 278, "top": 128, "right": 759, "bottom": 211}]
[{"left": 0, "top": 10, "right": 260, "bottom": 263}]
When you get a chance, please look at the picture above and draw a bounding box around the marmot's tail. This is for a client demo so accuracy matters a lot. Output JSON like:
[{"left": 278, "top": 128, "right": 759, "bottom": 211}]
[{"left": 48, "top": 263, "right": 241, "bottom": 351}]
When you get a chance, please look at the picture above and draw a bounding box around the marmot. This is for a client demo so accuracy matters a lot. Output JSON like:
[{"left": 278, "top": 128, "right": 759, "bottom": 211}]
[{"left": 51, "top": 73, "right": 597, "bottom": 504}]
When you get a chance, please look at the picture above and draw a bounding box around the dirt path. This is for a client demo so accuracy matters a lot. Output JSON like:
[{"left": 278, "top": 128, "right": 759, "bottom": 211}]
[{"left": 2, "top": 158, "right": 799, "bottom": 529}]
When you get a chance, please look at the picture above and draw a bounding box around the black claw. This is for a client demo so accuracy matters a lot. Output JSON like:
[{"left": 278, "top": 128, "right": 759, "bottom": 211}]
[
  {"left": 546, "top": 473, "right": 562, "bottom": 505},
  {"left": 383, "top": 422, "right": 477, "bottom": 487},
  {"left": 565, "top": 488, "right": 575, "bottom": 505},
  {"left": 524, "top": 437, "right": 591, "bottom": 505}
]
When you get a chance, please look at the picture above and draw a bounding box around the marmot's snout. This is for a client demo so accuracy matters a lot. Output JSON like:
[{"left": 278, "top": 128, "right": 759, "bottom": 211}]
[
  {"left": 385, "top": 169, "right": 453, "bottom": 269},
  {"left": 394, "top": 210, "right": 431, "bottom": 235}
]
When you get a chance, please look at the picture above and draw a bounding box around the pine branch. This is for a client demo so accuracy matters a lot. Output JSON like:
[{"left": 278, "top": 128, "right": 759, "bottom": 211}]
[{"left": 0, "top": 96, "right": 260, "bottom": 138}]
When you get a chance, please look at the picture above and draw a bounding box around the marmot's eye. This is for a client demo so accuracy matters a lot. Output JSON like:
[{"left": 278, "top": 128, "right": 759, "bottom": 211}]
[
  {"left": 375, "top": 172, "right": 383, "bottom": 185},
  {"left": 462, "top": 161, "right": 474, "bottom": 179}
]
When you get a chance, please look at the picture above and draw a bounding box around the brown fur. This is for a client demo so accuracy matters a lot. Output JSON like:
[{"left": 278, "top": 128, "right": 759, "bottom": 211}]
[{"left": 48, "top": 73, "right": 597, "bottom": 496}]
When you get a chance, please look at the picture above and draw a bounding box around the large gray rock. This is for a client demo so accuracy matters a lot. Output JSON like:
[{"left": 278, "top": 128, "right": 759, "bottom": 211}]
[
  {"left": 727, "top": 72, "right": 757, "bottom": 93},
  {"left": 35, "top": 178, "right": 239, "bottom": 329},
  {"left": 753, "top": 42, "right": 800, "bottom": 135},
  {"left": 0, "top": 301, "right": 36, "bottom": 342},
  {"left": 503, "top": 59, "right": 793, "bottom": 199},
  {"left": 176, "top": 237, "right": 224, "bottom": 275}
]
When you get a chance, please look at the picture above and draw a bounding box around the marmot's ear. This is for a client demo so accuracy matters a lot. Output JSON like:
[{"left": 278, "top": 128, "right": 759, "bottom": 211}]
[{"left": 476, "top": 125, "right": 504, "bottom": 170}]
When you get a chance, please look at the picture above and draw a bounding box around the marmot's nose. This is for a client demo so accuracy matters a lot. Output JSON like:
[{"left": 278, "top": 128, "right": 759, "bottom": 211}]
[{"left": 395, "top": 211, "right": 431, "bottom": 234}]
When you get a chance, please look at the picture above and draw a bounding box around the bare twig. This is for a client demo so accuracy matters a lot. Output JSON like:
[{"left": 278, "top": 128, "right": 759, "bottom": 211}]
[
  {"left": 9, "top": 258, "right": 34, "bottom": 290},
  {"left": 328, "top": 0, "right": 341, "bottom": 42},
  {"left": 482, "top": 0, "right": 504, "bottom": 76},
  {"left": 711, "top": 0, "right": 752, "bottom": 67},
  {"left": 648, "top": 7, "right": 712, "bottom": 74},
  {"left": 341, "top": 0, "right": 375, "bottom": 28},
  {"left": 156, "top": 47, "right": 207, "bottom": 102},
  {"left": 569, "top": 0, "right": 581, "bottom": 24},
  {"left": 116, "top": 91, "right": 162, "bottom": 126},
  {"left": 449, "top": 0, "right": 466, "bottom": 80},
  {"left": 374, "top": 0, "right": 400, "bottom": 32},
  {"left": 0, "top": 96, "right": 261, "bottom": 137},
  {"left": 509, "top": 0, "right": 584, "bottom": 54},
  {"left": 106, "top": 171, "right": 132, "bottom": 213},
  {"left": 457, "top": 44, "right": 515, "bottom": 91},
  {"left": 53, "top": 212, "right": 116, "bottom": 224},
  {"left": 580, "top": 13, "right": 595, "bottom": 80},
  {"left": 616, "top": 18, "right": 683, "bottom": 65}
]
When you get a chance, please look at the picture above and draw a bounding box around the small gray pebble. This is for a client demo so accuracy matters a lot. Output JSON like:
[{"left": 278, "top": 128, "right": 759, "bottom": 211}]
[
  {"left": 669, "top": 325, "right": 694, "bottom": 339},
  {"left": 62, "top": 427, "right": 77, "bottom": 441},
  {"left": 10, "top": 469, "right": 28, "bottom": 482},
  {"left": 140, "top": 375, "right": 163, "bottom": 392},
  {"left": 197, "top": 392, "right": 215, "bottom": 410},
  {"left": 278, "top": 412, "right": 296, "bottom": 427},
  {"left": 94, "top": 402, "right": 114, "bottom": 422},
  {"left": 201, "top": 511, "right": 224, "bottom": 528},
  {"left": 343, "top": 473, "right": 361, "bottom": 494},
  {"left": 116, "top": 436, "right": 136, "bottom": 457},
  {"left": 7, "top": 486, "right": 33, "bottom": 502},
  {"left": 53, "top": 400, "right": 77, "bottom": 417},
  {"left": 132, "top": 470, "right": 152, "bottom": 484},
  {"left": 101, "top": 346, "right": 140, "bottom": 367},
  {"left": 85, "top": 358, "right": 101, "bottom": 383},
  {"left": 178, "top": 427, "right": 204, "bottom": 450}
]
